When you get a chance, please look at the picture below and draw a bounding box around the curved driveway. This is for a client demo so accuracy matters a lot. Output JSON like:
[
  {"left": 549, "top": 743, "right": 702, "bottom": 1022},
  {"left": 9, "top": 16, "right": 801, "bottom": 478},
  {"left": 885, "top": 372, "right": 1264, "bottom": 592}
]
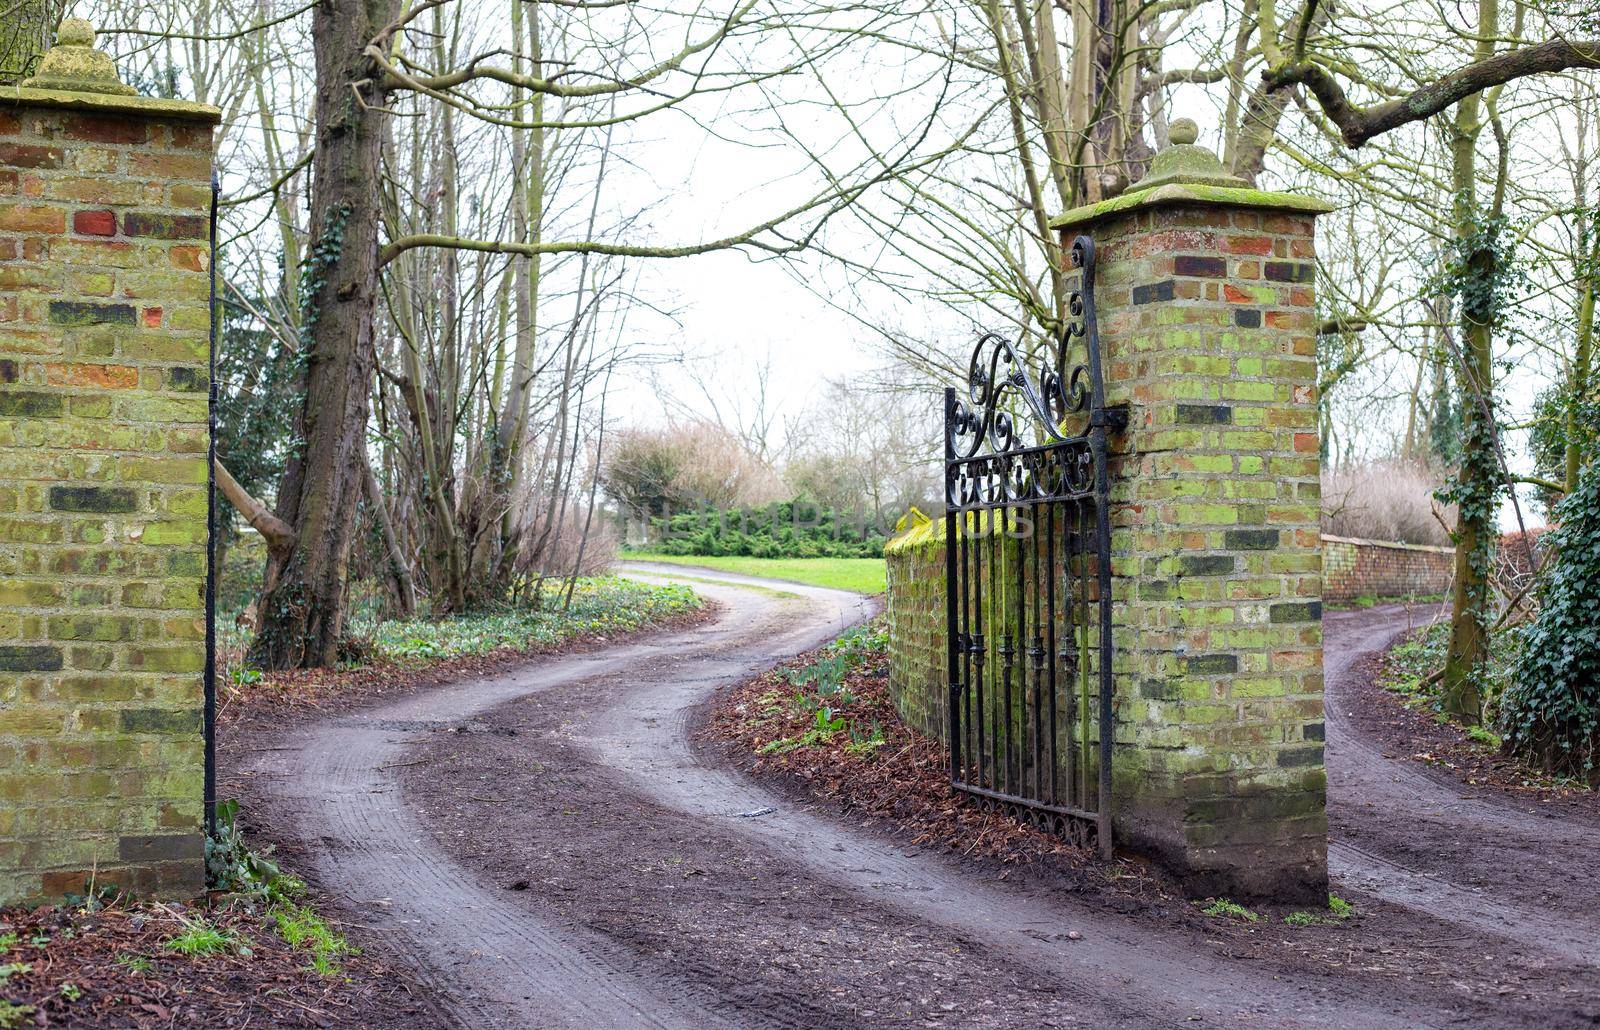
[{"left": 239, "top": 570, "right": 1597, "bottom": 1029}]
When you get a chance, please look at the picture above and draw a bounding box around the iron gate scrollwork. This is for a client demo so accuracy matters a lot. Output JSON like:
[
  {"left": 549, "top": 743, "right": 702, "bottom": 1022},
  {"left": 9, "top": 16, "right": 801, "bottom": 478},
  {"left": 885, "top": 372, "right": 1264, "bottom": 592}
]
[{"left": 942, "top": 235, "right": 1119, "bottom": 858}]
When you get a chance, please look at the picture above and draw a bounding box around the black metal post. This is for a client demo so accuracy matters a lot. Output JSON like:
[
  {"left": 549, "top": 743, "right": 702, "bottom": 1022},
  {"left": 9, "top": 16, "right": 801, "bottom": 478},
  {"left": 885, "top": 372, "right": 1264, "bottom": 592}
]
[
  {"left": 944, "top": 388, "right": 960, "bottom": 787},
  {"left": 1074, "top": 235, "right": 1116, "bottom": 860},
  {"left": 203, "top": 176, "right": 219, "bottom": 840}
]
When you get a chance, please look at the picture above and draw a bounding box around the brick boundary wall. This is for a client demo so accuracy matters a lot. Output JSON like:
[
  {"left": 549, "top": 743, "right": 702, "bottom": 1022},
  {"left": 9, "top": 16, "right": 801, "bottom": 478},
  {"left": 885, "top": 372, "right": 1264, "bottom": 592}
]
[
  {"left": 0, "top": 22, "right": 220, "bottom": 903},
  {"left": 1321, "top": 535, "right": 1453, "bottom": 604}
]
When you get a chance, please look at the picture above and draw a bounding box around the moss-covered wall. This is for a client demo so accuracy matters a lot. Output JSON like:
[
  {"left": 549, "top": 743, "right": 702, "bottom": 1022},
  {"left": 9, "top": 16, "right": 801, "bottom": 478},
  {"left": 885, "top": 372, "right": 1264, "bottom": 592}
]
[
  {"left": 887, "top": 131, "right": 1330, "bottom": 902},
  {"left": 0, "top": 26, "right": 220, "bottom": 903}
]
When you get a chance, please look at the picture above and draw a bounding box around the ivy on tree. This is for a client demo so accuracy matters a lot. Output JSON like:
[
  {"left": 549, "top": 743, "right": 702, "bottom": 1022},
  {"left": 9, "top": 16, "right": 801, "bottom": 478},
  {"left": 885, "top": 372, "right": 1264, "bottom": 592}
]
[{"left": 1501, "top": 404, "right": 1600, "bottom": 784}]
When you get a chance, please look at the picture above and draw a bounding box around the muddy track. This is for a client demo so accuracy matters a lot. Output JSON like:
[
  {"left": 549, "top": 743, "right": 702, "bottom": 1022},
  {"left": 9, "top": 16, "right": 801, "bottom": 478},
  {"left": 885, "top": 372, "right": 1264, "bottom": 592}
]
[
  {"left": 1324, "top": 605, "right": 1600, "bottom": 967},
  {"left": 242, "top": 572, "right": 1600, "bottom": 1029}
]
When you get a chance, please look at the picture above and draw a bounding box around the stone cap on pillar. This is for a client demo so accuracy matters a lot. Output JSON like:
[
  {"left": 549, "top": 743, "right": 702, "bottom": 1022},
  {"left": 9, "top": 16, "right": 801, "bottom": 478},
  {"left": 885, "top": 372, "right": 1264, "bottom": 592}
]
[
  {"left": 1, "top": 17, "right": 219, "bottom": 122},
  {"left": 1050, "top": 117, "right": 1331, "bottom": 232}
]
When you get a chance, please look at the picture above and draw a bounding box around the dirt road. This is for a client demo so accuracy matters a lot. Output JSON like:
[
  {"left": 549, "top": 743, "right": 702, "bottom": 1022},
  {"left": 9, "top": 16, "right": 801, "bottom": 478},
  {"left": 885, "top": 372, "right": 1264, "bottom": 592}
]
[{"left": 235, "top": 570, "right": 1600, "bottom": 1029}]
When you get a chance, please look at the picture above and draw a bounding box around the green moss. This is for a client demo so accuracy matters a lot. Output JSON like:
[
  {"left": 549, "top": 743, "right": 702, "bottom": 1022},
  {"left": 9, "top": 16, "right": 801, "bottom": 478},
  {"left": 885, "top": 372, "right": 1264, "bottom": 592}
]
[
  {"left": 0, "top": 84, "right": 220, "bottom": 123},
  {"left": 1050, "top": 182, "right": 1334, "bottom": 231}
]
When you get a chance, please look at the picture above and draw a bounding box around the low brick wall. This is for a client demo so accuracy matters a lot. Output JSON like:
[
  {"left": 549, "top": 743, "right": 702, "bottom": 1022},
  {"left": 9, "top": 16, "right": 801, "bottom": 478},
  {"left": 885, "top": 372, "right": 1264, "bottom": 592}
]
[
  {"left": 1321, "top": 535, "right": 1453, "bottom": 604},
  {"left": 883, "top": 516, "right": 946, "bottom": 742}
]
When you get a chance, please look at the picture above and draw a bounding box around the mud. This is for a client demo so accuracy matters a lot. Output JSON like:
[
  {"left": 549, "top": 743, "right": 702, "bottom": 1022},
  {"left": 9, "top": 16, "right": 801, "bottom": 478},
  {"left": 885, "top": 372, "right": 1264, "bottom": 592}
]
[{"left": 232, "top": 571, "right": 1600, "bottom": 1029}]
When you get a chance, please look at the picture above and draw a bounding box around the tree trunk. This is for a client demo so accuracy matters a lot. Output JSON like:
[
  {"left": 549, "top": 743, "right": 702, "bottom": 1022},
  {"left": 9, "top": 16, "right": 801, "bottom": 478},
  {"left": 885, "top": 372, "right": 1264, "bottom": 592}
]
[
  {"left": 248, "top": 0, "right": 397, "bottom": 670},
  {"left": 1566, "top": 260, "right": 1595, "bottom": 491},
  {"left": 362, "top": 452, "right": 416, "bottom": 618},
  {"left": 1439, "top": 0, "right": 1499, "bottom": 721},
  {"left": 0, "top": 1, "right": 56, "bottom": 84}
]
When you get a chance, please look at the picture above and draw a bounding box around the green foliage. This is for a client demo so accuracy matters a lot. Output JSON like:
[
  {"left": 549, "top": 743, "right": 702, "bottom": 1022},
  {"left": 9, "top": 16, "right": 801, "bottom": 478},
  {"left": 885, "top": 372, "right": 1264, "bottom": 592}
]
[
  {"left": 361, "top": 577, "right": 698, "bottom": 660},
  {"left": 1439, "top": 210, "right": 1526, "bottom": 334},
  {"left": 63, "top": 881, "right": 122, "bottom": 914},
  {"left": 114, "top": 954, "right": 153, "bottom": 974},
  {"left": 1199, "top": 898, "right": 1258, "bottom": 922},
  {"left": 656, "top": 501, "right": 887, "bottom": 559},
  {"left": 760, "top": 705, "right": 847, "bottom": 754},
  {"left": 272, "top": 904, "right": 355, "bottom": 976},
  {"left": 0, "top": 1002, "right": 33, "bottom": 1029},
  {"left": 1379, "top": 621, "right": 1512, "bottom": 727},
  {"left": 1502, "top": 444, "right": 1600, "bottom": 784},
  {"left": 1285, "top": 894, "right": 1354, "bottom": 926},
  {"left": 165, "top": 920, "right": 248, "bottom": 958},
  {"left": 214, "top": 293, "right": 300, "bottom": 571},
  {"left": 206, "top": 799, "right": 299, "bottom": 900},
  {"left": 1529, "top": 384, "right": 1589, "bottom": 513},
  {"left": 759, "top": 621, "right": 890, "bottom": 756}
]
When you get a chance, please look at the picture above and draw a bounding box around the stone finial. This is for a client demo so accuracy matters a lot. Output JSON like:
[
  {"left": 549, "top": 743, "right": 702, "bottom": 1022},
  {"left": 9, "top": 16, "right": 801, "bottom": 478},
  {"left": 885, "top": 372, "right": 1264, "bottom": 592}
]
[
  {"left": 20, "top": 18, "right": 137, "bottom": 96},
  {"left": 1129, "top": 115, "right": 1247, "bottom": 192}
]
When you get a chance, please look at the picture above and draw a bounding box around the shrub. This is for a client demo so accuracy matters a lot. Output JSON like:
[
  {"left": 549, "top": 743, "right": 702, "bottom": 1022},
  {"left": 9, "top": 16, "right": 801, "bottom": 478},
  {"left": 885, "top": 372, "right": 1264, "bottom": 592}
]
[
  {"left": 1321, "top": 460, "right": 1455, "bottom": 546},
  {"left": 654, "top": 500, "right": 888, "bottom": 558},
  {"left": 601, "top": 422, "right": 787, "bottom": 520},
  {"left": 1500, "top": 455, "right": 1600, "bottom": 784}
]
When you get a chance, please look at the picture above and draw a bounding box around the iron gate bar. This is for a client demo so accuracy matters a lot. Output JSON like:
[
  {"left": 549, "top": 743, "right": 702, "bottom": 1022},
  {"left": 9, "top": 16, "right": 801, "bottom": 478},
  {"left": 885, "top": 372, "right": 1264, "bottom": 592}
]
[{"left": 942, "top": 234, "right": 1117, "bottom": 859}]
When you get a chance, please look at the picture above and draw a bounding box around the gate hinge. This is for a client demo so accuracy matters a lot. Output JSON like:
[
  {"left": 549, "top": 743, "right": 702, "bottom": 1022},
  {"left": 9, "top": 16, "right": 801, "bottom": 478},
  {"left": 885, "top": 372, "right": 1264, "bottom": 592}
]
[{"left": 1093, "top": 403, "right": 1130, "bottom": 433}]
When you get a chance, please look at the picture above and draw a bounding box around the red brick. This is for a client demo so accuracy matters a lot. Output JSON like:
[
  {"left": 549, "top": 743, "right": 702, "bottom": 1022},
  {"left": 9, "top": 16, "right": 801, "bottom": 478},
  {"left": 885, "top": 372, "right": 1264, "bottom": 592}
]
[
  {"left": 169, "top": 125, "right": 214, "bottom": 151},
  {"left": 1224, "top": 234, "right": 1273, "bottom": 255},
  {"left": 142, "top": 307, "right": 163, "bottom": 328},
  {"left": 168, "top": 247, "right": 205, "bottom": 272},
  {"left": 0, "top": 144, "right": 63, "bottom": 170},
  {"left": 62, "top": 115, "right": 149, "bottom": 146},
  {"left": 73, "top": 210, "right": 116, "bottom": 237},
  {"left": 44, "top": 363, "right": 140, "bottom": 389},
  {"left": 127, "top": 153, "right": 210, "bottom": 180}
]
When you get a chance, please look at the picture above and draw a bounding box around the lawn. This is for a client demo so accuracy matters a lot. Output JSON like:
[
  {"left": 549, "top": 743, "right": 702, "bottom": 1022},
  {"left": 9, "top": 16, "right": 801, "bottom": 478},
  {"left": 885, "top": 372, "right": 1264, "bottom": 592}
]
[{"left": 621, "top": 552, "right": 887, "bottom": 595}]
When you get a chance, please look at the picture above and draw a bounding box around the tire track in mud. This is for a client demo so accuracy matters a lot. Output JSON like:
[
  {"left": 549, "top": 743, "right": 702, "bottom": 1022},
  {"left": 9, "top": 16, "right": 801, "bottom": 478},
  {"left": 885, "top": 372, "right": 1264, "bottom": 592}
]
[
  {"left": 1322, "top": 605, "right": 1600, "bottom": 967},
  {"left": 244, "top": 570, "right": 1595, "bottom": 1029}
]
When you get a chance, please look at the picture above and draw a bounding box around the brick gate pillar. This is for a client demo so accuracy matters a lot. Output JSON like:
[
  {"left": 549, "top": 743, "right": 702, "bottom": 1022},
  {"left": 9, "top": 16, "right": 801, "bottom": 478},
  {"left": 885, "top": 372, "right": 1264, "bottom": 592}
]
[
  {"left": 1051, "top": 119, "right": 1332, "bottom": 902},
  {"left": 0, "top": 19, "right": 220, "bottom": 902}
]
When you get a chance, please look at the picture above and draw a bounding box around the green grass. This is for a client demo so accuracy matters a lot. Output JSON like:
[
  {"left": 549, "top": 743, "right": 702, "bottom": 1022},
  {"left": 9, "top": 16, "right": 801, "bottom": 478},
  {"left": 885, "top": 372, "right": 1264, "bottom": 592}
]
[
  {"left": 164, "top": 920, "right": 246, "bottom": 958},
  {"left": 1199, "top": 898, "right": 1259, "bottom": 922},
  {"left": 272, "top": 903, "right": 354, "bottom": 975},
  {"left": 622, "top": 552, "right": 887, "bottom": 595}
]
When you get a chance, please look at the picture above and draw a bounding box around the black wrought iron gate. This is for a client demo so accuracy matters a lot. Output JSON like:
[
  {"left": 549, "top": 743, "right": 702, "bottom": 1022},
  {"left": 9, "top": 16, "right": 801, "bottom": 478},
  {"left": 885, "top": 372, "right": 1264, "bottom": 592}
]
[{"left": 942, "top": 235, "right": 1117, "bottom": 858}]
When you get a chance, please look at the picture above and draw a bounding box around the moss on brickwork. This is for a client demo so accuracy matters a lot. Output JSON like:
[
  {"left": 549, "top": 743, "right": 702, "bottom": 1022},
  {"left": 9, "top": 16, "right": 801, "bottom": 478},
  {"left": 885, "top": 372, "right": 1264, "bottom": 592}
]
[
  {"left": 886, "top": 163, "right": 1331, "bottom": 901},
  {"left": 1050, "top": 181, "right": 1333, "bottom": 232},
  {"left": 1322, "top": 535, "right": 1454, "bottom": 604},
  {"left": 885, "top": 508, "right": 1108, "bottom": 801},
  {"left": 0, "top": 84, "right": 215, "bottom": 903}
]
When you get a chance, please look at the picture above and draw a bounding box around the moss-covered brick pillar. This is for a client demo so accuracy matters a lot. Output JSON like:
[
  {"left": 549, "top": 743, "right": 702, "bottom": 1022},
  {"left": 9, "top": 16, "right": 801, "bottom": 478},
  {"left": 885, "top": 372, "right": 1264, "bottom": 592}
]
[
  {"left": 1050, "top": 119, "right": 1332, "bottom": 902},
  {"left": 0, "top": 19, "right": 220, "bottom": 903}
]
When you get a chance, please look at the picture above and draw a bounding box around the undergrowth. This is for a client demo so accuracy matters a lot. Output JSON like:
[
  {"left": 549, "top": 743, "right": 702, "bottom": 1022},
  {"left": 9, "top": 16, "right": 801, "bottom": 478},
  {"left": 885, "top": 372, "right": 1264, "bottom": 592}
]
[
  {"left": 222, "top": 576, "right": 699, "bottom": 680},
  {"left": 756, "top": 622, "right": 890, "bottom": 756},
  {"left": 1379, "top": 620, "right": 1513, "bottom": 733},
  {"left": 205, "top": 800, "right": 354, "bottom": 974}
]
